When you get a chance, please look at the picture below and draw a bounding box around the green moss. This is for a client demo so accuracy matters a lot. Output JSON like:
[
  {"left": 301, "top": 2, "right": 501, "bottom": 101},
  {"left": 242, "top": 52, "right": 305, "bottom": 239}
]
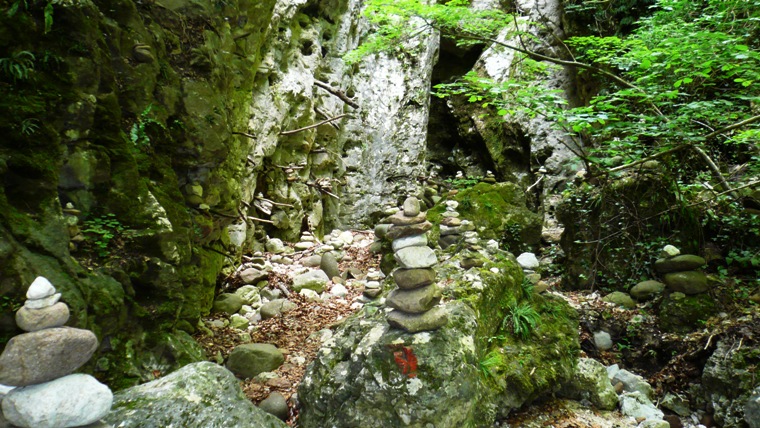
[{"left": 658, "top": 293, "right": 717, "bottom": 333}]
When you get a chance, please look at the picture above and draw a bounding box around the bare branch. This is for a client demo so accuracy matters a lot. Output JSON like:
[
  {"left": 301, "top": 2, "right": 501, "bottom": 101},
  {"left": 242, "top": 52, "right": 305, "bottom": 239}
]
[
  {"left": 313, "top": 80, "right": 360, "bottom": 109},
  {"left": 279, "top": 114, "right": 348, "bottom": 136}
]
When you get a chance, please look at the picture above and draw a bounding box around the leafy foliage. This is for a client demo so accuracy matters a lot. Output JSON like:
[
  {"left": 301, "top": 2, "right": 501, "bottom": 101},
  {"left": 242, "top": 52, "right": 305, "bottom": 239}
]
[
  {"left": 82, "top": 213, "right": 127, "bottom": 257},
  {"left": 0, "top": 50, "right": 35, "bottom": 82},
  {"left": 503, "top": 302, "right": 540, "bottom": 340},
  {"left": 130, "top": 104, "right": 166, "bottom": 150}
]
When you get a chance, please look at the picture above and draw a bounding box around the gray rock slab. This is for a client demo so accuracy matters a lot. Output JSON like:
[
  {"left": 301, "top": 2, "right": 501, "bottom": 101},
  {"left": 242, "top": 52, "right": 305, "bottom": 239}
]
[
  {"left": 15, "top": 302, "right": 70, "bottom": 332},
  {"left": 386, "top": 306, "right": 448, "bottom": 333},
  {"left": 2, "top": 374, "right": 112, "bottom": 428},
  {"left": 212, "top": 293, "right": 245, "bottom": 315},
  {"left": 105, "top": 362, "right": 286, "bottom": 428},
  {"left": 226, "top": 344, "right": 285, "bottom": 379},
  {"left": 593, "top": 331, "right": 613, "bottom": 351},
  {"left": 292, "top": 270, "right": 330, "bottom": 293},
  {"left": 439, "top": 225, "right": 461, "bottom": 236},
  {"left": 655, "top": 255, "right": 706, "bottom": 274},
  {"left": 440, "top": 217, "right": 461, "bottom": 227},
  {"left": 320, "top": 253, "right": 341, "bottom": 279},
  {"left": 612, "top": 368, "right": 654, "bottom": 400},
  {"left": 394, "top": 246, "right": 437, "bottom": 269},
  {"left": 0, "top": 327, "right": 98, "bottom": 386},
  {"left": 259, "top": 392, "right": 289, "bottom": 421},
  {"left": 386, "top": 284, "right": 442, "bottom": 314},
  {"left": 302, "top": 254, "right": 322, "bottom": 267},
  {"left": 234, "top": 285, "right": 261, "bottom": 306},
  {"left": 630, "top": 280, "right": 666, "bottom": 301},
  {"left": 265, "top": 238, "right": 287, "bottom": 254},
  {"left": 391, "top": 234, "right": 428, "bottom": 252},
  {"left": 26, "top": 277, "right": 56, "bottom": 300},
  {"left": 619, "top": 391, "right": 663, "bottom": 421},
  {"left": 392, "top": 269, "right": 436, "bottom": 289},
  {"left": 663, "top": 271, "right": 708, "bottom": 294},
  {"left": 386, "top": 221, "right": 432, "bottom": 240}
]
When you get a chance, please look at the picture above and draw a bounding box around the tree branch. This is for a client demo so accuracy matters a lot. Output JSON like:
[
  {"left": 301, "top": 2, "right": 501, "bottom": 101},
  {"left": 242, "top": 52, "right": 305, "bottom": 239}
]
[
  {"left": 279, "top": 114, "right": 348, "bottom": 136},
  {"left": 313, "top": 80, "right": 360, "bottom": 109}
]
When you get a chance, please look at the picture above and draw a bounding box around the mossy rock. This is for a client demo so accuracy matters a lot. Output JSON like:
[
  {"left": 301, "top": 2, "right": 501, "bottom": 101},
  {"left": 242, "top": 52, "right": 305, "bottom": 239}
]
[
  {"left": 658, "top": 293, "right": 717, "bottom": 333},
  {"left": 427, "top": 183, "right": 541, "bottom": 252}
]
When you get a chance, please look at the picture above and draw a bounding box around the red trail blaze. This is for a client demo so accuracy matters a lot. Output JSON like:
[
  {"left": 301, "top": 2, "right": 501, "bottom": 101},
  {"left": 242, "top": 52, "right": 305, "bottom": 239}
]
[{"left": 392, "top": 346, "right": 418, "bottom": 378}]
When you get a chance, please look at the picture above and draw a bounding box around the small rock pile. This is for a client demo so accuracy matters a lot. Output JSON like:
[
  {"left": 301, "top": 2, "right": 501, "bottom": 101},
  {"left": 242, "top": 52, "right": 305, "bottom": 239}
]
[
  {"left": 439, "top": 200, "right": 462, "bottom": 249},
  {"left": 0, "top": 277, "right": 113, "bottom": 428},
  {"left": 655, "top": 245, "right": 709, "bottom": 295},
  {"left": 361, "top": 269, "right": 384, "bottom": 300},
  {"left": 385, "top": 197, "right": 448, "bottom": 333}
]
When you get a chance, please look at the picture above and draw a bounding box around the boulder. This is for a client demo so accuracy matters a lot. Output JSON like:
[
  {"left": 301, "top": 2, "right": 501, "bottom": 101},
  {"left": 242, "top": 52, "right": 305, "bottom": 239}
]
[
  {"left": 0, "top": 327, "right": 98, "bottom": 386},
  {"left": 703, "top": 339, "right": 760, "bottom": 428},
  {"left": 212, "top": 293, "right": 245, "bottom": 314},
  {"left": 15, "top": 302, "right": 70, "bottom": 332},
  {"left": 2, "top": 374, "right": 112, "bottom": 428},
  {"left": 658, "top": 293, "right": 716, "bottom": 333},
  {"left": 602, "top": 291, "right": 636, "bottom": 309},
  {"left": 619, "top": 391, "right": 663, "bottom": 421},
  {"left": 394, "top": 246, "right": 437, "bottom": 269},
  {"left": 558, "top": 358, "right": 618, "bottom": 410},
  {"left": 259, "top": 299, "right": 297, "bottom": 320},
  {"left": 612, "top": 368, "right": 654, "bottom": 400},
  {"left": 292, "top": 270, "right": 330, "bottom": 293},
  {"left": 662, "top": 271, "right": 708, "bottom": 294},
  {"left": 265, "top": 239, "right": 287, "bottom": 254},
  {"left": 654, "top": 255, "right": 706, "bottom": 274},
  {"left": 105, "top": 362, "right": 286, "bottom": 428},
  {"left": 226, "top": 344, "right": 285, "bottom": 379},
  {"left": 320, "top": 253, "right": 341, "bottom": 280},
  {"left": 386, "top": 284, "right": 442, "bottom": 314},
  {"left": 259, "top": 392, "right": 289, "bottom": 421},
  {"left": 630, "top": 280, "right": 665, "bottom": 301},
  {"left": 24, "top": 293, "right": 61, "bottom": 310},
  {"left": 746, "top": 386, "right": 760, "bottom": 428},
  {"left": 234, "top": 285, "right": 261, "bottom": 306}
]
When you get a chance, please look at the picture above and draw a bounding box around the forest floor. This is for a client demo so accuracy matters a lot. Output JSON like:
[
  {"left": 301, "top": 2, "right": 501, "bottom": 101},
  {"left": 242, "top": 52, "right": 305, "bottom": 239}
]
[{"left": 194, "top": 229, "right": 755, "bottom": 427}]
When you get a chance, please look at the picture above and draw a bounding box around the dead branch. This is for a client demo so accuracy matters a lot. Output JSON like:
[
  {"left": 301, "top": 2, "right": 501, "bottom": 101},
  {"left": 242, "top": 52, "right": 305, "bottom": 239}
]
[
  {"left": 313, "top": 80, "right": 360, "bottom": 109},
  {"left": 232, "top": 131, "right": 257, "bottom": 140},
  {"left": 279, "top": 114, "right": 348, "bottom": 136},
  {"left": 255, "top": 196, "right": 294, "bottom": 208},
  {"left": 315, "top": 106, "right": 341, "bottom": 130},
  {"left": 247, "top": 216, "right": 274, "bottom": 224}
]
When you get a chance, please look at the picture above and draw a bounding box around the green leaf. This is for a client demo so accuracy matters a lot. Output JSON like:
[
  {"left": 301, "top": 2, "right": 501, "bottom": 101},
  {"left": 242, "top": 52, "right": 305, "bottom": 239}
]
[
  {"left": 43, "top": 2, "right": 54, "bottom": 34},
  {"left": 640, "top": 58, "right": 651, "bottom": 69},
  {"left": 497, "top": 109, "right": 507, "bottom": 116},
  {"left": 673, "top": 80, "right": 682, "bottom": 88}
]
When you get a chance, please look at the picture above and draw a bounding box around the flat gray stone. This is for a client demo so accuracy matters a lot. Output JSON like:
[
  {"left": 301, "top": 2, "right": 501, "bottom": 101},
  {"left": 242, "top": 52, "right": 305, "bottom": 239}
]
[
  {"left": 259, "top": 299, "right": 297, "bottom": 320},
  {"left": 394, "top": 246, "right": 437, "bottom": 269},
  {"left": 15, "top": 302, "right": 70, "bottom": 332},
  {"left": 612, "top": 368, "right": 654, "bottom": 400},
  {"left": 0, "top": 327, "right": 98, "bottom": 386},
  {"left": 602, "top": 291, "right": 636, "bottom": 309},
  {"left": 558, "top": 358, "right": 618, "bottom": 410},
  {"left": 386, "top": 284, "right": 442, "bottom": 314},
  {"left": 391, "top": 234, "right": 427, "bottom": 252},
  {"left": 385, "top": 211, "right": 427, "bottom": 226},
  {"left": 619, "top": 391, "right": 663, "bottom": 421},
  {"left": 386, "top": 306, "right": 448, "bottom": 333},
  {"left": 226, "top": 344, "right": 284, "bottom": 379},
  {"left": 440, "top": 217, "right": 461, "bottom": 227},
  {"left": 24, "top": 293, "right": 60, "bottom": 309},
  {"left": 386, "top": 221, "right": 432, "bottom": 240},
  {"left": 213, "top": 293, "right": 245, "bottom": 315},
  {"left": 2, "top": 374, "right": 112, "bottom": 428},
  {"left": 393, "top": 269, "right": 436, "bottom": 289},
  {"left": 302, "top": 255, "right": 322, "bottom": 267},
  {"left": 439, "top": 225, "right": 461, "bottom": 236},
  {"left": 320, "top": 253, "right": 341, "bottom": 280},
  {"left": 292, "top": 270, "right": 330, "bottom": 293},
  {"left": 105, "top": 362, "right": 286, "bottom": 428},
  {"left": 663, "top": 271, "right": 708, "bottom": 294},
  {"left": 403, "top": 197, "right": 421, "bottom": 217},
  {"left": 240, "top": 268, "right": 268, "bottom": 285},
  {"left": 259, "top": 392, "right": 289, "bottom": 421},
  {"left": 655, "top": 255, "right": 706, "bottom": 273},
  {"left": 26, "top": 277, "right": 56, "bottom": 300},
  {"left": 630, "top": 280, "right": 666, "bottom": 301}
]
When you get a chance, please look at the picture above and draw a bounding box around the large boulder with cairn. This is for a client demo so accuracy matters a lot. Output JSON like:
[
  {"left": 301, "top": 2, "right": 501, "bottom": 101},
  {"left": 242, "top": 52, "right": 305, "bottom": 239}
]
[{"left": 298, "top": 247, "right": 578, "bottom": 427}]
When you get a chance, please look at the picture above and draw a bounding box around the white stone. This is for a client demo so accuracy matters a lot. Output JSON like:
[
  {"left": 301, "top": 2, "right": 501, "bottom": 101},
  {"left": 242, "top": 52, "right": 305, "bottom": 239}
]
[
  {"left": 444, "top": 201, "right": 459, "bottom": 210},
  {"left": 234, "top": 285, "right": 261, "bottom": 306},
  {"left": 24, "top": 293, "right": 61, "bottom": 310},
  {"left": 660, "top": 245, "right": 681, "bottom": 258},
  {"left": 330, "top": 284, "right": 348, "bottom": 298},
  {"left": 0, "top": 384, "right": 14, "bottom": 396},
  {"left": 2, "top": 374, "right": 113, "bottom": 428},
  {"left": 299, "top": 289, "right": 322, "bottom": 302},
  {"left": 516, "top": 252, "right": 540, "bottom": 270},
  {"left": 620, "top": 391, "right": 664, "bottom": 421},
  {"left": 26, "top": 277, "right": 55, "bottom": 300},
  {"left": 338, "top": 231, "right": 354, "bottom": 246},
  {"left": 265, "top": 238, "right": 286, "bottom": 254},
  {"left": 394, "top": 246, "right": 437, "bottom": 269},
  {"left": 227, "top": 222, "right": 247, "bottom": 248},
  {"left": 593, "top": 331, "right": 613, "bottom": 351},
  {"left": 392, "top": 234, "right": 428, "bottom": 252}
]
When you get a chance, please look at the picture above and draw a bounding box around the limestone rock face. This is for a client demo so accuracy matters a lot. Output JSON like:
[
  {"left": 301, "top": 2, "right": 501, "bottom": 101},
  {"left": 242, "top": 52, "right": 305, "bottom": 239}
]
[
  {"left": 0, "top": 327, "right": 98, "bottom": 386},
  {"left": 105, "top": 362, "right": 286, "bottom": 428},
  {"left": 2, "top": 374, "right": 113, "bottom": 428},
  {"left": 703, "top": 339, "right": 760, "bottom": 428}
]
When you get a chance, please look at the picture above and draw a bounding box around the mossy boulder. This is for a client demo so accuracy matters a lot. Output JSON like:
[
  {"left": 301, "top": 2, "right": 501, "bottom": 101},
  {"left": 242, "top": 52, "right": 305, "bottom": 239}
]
[
  {"left": 427, "top": 183, "right": 541, "bottom": 252},
  {"left": 703, "top": 338, "right": 760, "bottom": 428},
  {"left": 658, "top": 293, "right": 717, "bottom": 333}
]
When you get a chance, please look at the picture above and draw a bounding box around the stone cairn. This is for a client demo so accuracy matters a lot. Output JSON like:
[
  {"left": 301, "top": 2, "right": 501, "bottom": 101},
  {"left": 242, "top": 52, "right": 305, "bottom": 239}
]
[
  {"left": 0, "top": 277, "right": 113, "bottom": 428},
  {"left": 384, "top": 197, "right": 448, "bottom": 333},
  {"left": 655, "top": 245, "right": 709, "bottom": 295},
  {"left": 438, "top": 200, "right": 462, "bottom": 249}
]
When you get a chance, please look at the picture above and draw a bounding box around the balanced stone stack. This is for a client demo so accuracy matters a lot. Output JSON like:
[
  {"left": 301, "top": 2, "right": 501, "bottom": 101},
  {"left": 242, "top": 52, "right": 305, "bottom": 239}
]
[
  {"left": 655, "top": 245, "right": 709, "bottom": 295},
  {"left": 439, "top": 200, "right": 462, "bottom": 249},
  {"left": 0, "top": 277, "right": 113, "bottom": 428},
  {"left": 386, "top": 197, "right": 448, "bottom": 333},
  {"left": 362, "top": 269, "right": 384, "bottom": 300}
]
